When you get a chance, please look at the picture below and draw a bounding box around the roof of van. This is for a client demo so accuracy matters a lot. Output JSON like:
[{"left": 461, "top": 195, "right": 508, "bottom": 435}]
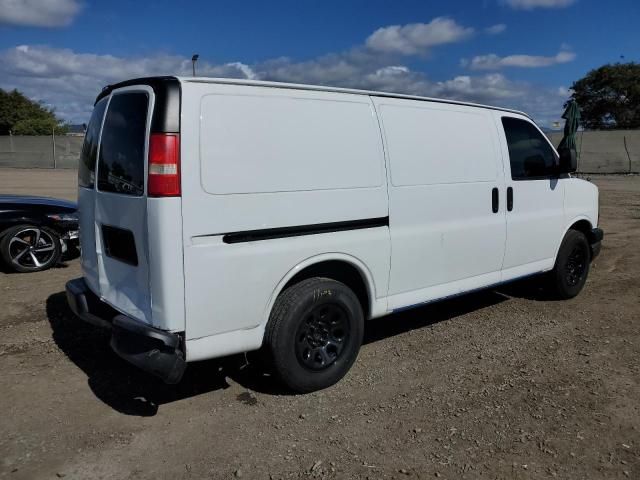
[
  {"left": 96, "top": 75, "right": 530, "bottom": 118},
  {"left": 177, "top": 76, "right": 530, "bottom": 118}
]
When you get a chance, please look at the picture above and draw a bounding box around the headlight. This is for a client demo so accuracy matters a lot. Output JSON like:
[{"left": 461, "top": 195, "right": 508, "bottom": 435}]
[{"left": 47, "top": 213, "right": 78, "bottom": 222}]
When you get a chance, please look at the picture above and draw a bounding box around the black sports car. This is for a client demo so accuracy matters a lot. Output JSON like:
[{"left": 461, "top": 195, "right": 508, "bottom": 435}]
[{"left": 0, "top": 195, "right": 79, "bottom": 272}]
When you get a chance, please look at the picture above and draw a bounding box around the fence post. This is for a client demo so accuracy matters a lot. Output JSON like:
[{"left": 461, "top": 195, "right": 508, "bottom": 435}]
[
  {"left": 623, "top": 134, "right": 632, "bottom": 174},
  {"left": 577, "top": 130, "right": 584, "bottom": 173},
  {"left": 52, "top": 127, "right": 57, "bottom": 169}
]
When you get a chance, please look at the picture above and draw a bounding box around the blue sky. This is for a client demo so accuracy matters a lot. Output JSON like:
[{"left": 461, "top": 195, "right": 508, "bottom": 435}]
[{"left": 0, "top": 0, "right": 638, "bottom": 126}]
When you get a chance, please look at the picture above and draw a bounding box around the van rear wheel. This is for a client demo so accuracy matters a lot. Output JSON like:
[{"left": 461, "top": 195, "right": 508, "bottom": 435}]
[
  {"left": 265, "top": 277, "right": 364, "bottom": 393},
  {"left": 547, "top": 229, "right": 591, "bottom": 299}
]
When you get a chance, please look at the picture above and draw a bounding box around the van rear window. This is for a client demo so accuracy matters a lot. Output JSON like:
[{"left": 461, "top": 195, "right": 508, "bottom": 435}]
[
  {"left": 78, "top": 97, "right": 108, "bottom": 189},
  {"left": 98, "top": 92, "right": 149, "bottom": 196}
]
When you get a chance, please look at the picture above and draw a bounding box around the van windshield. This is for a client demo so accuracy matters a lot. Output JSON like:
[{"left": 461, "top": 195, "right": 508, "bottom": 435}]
[{"left": 97, "top": 92, "right": 149, "bottom": 196}]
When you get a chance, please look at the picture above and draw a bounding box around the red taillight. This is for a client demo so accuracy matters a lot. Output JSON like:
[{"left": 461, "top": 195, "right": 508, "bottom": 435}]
[{"left": 148, "top": 133, "right": 180, "bottom": 197}]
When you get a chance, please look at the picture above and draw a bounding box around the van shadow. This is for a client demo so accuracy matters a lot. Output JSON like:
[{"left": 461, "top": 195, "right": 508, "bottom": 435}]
[
  {"left": 0, "top": 260, "right": 72, "bottom": 275},
  {"left": 362, "top": 289, "right": 508, "bottom": 346},
  {"left": 46, "top": 281, "right": 542, "bottom": 417},
  {"left": 494, "top": 275, "right": 560, "bottom": 302},
  {"left": 47, "top": 292, "right": 240, "bottom": 417}
]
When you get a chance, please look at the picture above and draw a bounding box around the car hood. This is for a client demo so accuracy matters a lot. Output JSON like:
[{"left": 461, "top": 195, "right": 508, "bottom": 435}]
[{"left": 0, "top": 195, "right": 77, "bottom": 210}]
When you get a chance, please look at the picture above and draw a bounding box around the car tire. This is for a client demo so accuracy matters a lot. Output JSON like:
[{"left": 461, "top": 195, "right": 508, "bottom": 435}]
[
  {"left": 547, "top": 229, "right": 591, "bottom": 299},
  {"left": 0, "top": 225, "right": 62, "bottom": 273},
  {"left": 264, "top": 277, "right": 364, "bottom": 393}
]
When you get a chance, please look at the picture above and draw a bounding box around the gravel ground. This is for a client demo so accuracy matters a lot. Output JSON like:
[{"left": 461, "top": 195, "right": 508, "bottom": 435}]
[{"left": 0, "top": 168, "right": 639, "bottom": 480}]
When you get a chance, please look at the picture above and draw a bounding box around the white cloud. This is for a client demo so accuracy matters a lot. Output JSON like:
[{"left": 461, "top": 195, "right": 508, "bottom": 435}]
[
  {"left": 0, "top": 45, "right": 255, "bottom": 121},
  {"left": 365, "top": 17, "right": 474, "bottom": 55},
  {"left": 0, "top": 0, "right": 81, "bottom": 27},
  {"left": 465, "top": 49, "right": 576, "bottom": 70},
  {"left": 0, "top": 38, "right": 571, "bottom": 127},
  {"left": 257, "top": 56, "right": 569, "bottom": 126},
  {"left": 502, "top": 0, "right": 576, "bottom": 10},
  {"left": 435, "top": 74, "right": 522, "bottom": 102},
  {"left": 485, "top": 24, "right": 507, "bottom": 35},
  {"left": 223, "top": 62, "right": 257, "bottom": 80},
  {"left": 374, "top": 66, "right": 410, "bottom": 77}
]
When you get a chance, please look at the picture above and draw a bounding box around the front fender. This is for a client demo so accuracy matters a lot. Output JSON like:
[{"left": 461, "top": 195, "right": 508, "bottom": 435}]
[{"left": 552, "top": 215, "right": 595, "bottom": 266}]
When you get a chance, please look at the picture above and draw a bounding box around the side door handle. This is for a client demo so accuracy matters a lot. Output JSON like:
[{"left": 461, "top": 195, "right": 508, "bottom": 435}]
[
  {"left": 507, "top": 187, "right": 513, "bottom": 212},
  {"left": 492, "top": 187, "right": 499, "bottom": 213}
]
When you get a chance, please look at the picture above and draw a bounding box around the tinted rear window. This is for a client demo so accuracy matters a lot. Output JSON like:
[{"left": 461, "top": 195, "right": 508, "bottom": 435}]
[
  {"left": 78, "top": 97, "right": 108, "bottom": 188},
  {"left": 98, "top": 92, "right": 149, "bottom": 196}
]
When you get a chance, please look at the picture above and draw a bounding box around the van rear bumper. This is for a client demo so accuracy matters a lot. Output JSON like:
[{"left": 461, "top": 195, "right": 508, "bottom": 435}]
[{"left": 65, "top": 278, "right": 186, "bottom": 384}]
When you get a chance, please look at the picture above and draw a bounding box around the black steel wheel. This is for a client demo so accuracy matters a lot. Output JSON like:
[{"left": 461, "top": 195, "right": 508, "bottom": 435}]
[
  {"left": 265, "top": 277, "right": 364, "bottom": 393},
  {"left": 0, "top": 225, "right": 62, "bottom": 273},
  {"left": 565, "top": 243, "right": 588, "bottom": 287},
  {"left": 548, "top": 229, "right": 591, "bottom": 299},
  {"left": 295, "top": 303, "right": 350, "bottom": 371}
]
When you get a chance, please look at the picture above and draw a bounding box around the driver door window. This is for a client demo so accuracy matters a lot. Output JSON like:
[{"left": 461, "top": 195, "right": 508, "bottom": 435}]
[{"left": 501, "top": 117, "right": 557, "bottom": 180}]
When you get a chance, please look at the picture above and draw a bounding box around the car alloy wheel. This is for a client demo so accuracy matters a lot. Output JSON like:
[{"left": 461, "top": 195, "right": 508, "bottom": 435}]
[{"left": 8, "top": 227, "right": 58, "bottom": 270}]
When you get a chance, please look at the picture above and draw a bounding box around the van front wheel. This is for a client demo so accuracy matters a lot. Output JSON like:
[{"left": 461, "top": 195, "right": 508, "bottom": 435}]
[
  {"left": 548, "top": 229, "right": 591, "bottom": 299},
  {"left": 265, "top": 277, "right": 364, "bottom": 393}
]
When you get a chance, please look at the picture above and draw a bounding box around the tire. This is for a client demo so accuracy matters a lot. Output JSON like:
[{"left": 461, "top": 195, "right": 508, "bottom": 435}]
[
  {"left": 0, "top": 225, "right": 62, "bottom": 273},
  {"left": 265, "top": 277, "right": 364, "bottom": 393},
  {"left": 547, "top": 229, "right": 591, "bottom": 299}
]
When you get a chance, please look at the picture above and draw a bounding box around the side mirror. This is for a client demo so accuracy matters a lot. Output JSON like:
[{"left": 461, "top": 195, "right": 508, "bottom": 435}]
[{"left": 558, "top": 147, "right": 577, "bottom": 173}]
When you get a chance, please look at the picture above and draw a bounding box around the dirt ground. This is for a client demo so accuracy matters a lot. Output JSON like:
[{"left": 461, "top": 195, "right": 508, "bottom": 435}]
[{"left": 0, "top": 167, "right": 639, "bottom": 480}]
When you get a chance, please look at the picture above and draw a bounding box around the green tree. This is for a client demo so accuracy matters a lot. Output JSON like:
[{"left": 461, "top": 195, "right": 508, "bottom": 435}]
[
  {"left": 570, "top": 62, "right": 640, "bottom": 129},
  {"left": 0, "top": 88, "right": 69, "bottom": 135}
]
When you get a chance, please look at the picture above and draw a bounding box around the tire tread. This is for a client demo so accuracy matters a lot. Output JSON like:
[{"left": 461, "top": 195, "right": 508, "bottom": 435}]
[{"left": 265, "top": 277, "right": 363, "bottom": 393}]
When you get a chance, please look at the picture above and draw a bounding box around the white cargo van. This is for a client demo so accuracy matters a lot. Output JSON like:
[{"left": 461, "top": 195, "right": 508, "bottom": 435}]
[{"left": 66, "top": 76, "right": 602, "bottom": 392}]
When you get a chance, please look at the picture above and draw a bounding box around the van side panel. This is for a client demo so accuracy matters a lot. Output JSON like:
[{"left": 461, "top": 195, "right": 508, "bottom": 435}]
[
  {"left": 199, "top": 94, "right": 382, "bottom": 194},
  {"left": 147, "top": 197, "right": 185, "bottom": 331},
  {"left": 373, "top": 97, "right": 507, "bottom": 309},
  {"left": 185, "top": 230, "right": 390, "bottom": 341},
  {"left": 179, "top": 82, "right": 390, "bottom": 342}
]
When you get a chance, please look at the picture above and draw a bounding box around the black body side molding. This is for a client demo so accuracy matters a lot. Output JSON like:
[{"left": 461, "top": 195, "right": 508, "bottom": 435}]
[{"left": 223, "top": 217, "right": 389, "bottom": 244}]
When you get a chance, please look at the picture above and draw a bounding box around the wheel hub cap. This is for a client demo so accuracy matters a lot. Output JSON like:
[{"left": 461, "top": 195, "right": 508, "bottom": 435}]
[{"left": 295, "top": 303, "right": 349, "bottom": 371}]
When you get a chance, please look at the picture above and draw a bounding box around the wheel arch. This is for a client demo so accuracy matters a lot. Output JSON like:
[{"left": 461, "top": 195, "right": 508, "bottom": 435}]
[
  {"left": 0, "top": 216, "right": 55, "bottom": 235},
  {"left": 262, "top": 253, "right": 380, "bottom": 332},
  {"left": 567, "top": 218, "right": 593, "bottom": 237},
  {"left": 553, "top": 215, "right": 595, "bottom": 263}
]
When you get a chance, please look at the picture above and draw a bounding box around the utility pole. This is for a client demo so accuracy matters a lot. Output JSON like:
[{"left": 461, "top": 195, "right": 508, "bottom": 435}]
[{"left": 192, "top": 54, "right": 199, "bottom": 77}]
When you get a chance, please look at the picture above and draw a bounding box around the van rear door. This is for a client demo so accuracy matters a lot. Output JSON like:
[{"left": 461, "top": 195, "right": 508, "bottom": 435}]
[
  {"left": 77, "top": 96, "right": 108, "bottom": 295},
  {"left": 93, "top": 87, "right": 154, "bottom": 323}
]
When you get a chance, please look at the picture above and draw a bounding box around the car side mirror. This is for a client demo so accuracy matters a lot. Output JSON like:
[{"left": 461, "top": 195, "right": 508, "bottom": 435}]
[{"left": 558, "top": 147, "right": 577, "bottom": 173}]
